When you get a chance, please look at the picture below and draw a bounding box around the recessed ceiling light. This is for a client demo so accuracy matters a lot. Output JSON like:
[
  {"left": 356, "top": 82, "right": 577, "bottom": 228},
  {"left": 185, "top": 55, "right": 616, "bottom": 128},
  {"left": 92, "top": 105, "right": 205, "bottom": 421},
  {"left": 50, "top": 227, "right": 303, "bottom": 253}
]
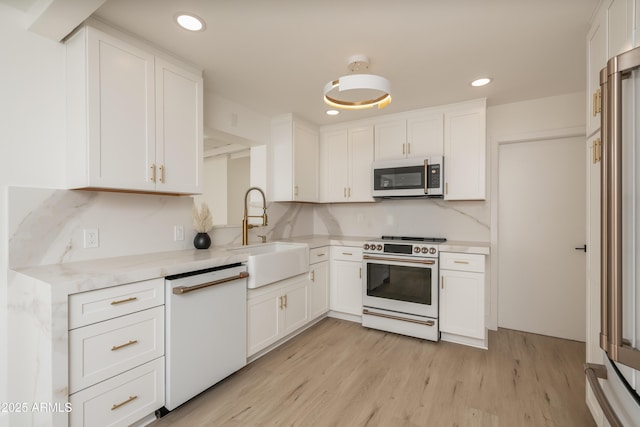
[
  {"left": 175, "top": 13, "right": 206, "bottom": 31},
  {"left": 471, "top": 77, "right": 492, "bottom": 87},
  {"left": 326, "top": 110, "right": 340, "bottom": 116}
]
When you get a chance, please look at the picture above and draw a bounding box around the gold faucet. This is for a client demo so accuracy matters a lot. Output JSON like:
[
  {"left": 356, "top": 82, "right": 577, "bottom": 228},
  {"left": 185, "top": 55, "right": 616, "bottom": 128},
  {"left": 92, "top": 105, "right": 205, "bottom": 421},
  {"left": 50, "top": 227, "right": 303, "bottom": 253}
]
[{"left": 242, "top": 187, "right": 268, "bottom": 245}]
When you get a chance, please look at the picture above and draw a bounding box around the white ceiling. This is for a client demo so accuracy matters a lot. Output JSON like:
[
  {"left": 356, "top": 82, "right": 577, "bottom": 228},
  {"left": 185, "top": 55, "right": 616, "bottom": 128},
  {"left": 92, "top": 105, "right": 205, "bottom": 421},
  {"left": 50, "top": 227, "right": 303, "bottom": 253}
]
[{"left": 6, "top": 0, "right": 599, "bottom": 129}]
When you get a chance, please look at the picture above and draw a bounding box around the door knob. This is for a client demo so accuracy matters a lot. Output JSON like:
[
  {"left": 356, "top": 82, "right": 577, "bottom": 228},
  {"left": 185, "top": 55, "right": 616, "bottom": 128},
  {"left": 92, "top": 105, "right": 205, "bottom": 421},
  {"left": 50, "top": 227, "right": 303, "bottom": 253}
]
[{"left": 575, "top": 244, "right": 587, "bottom": 252}]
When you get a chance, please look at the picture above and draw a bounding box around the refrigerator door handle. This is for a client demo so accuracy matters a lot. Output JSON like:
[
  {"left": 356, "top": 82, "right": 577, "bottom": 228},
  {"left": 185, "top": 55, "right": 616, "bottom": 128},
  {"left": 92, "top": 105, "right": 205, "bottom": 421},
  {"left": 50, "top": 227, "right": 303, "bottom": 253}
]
[{"left": 600, "top": 45, "right": 640, "bottom": 371}]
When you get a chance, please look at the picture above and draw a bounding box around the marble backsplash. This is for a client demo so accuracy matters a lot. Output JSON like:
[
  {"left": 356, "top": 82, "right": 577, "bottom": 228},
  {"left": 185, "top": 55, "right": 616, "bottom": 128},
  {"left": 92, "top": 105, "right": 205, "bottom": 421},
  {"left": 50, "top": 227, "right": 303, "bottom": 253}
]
[
  {"left": 8, "top": 186, "right": 487, "bottom": 269},
  {"left": 314, "top": 198, "right": 490, "bottom": 242},
  {"left": 7, "top": 187, "right": 317, "bottom": 269}
]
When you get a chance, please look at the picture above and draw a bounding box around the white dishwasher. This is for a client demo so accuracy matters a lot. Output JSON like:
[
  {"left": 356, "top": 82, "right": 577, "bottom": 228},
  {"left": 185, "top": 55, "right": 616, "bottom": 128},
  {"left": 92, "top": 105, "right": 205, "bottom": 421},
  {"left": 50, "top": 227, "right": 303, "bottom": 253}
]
[{"left": 163, "top": 263, "right": 248, "bottom": 412}]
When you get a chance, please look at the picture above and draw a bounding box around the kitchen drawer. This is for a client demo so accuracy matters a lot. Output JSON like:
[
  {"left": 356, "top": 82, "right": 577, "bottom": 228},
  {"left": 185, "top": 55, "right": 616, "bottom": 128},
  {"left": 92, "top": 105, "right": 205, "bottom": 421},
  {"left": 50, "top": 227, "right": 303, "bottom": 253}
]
[
  {"left": 440, "top": 252, "right": 485, "bottom": 273},
  {"left": 309, "top": 246, "right": 329, "bottom": 264},
  {"left": 70, "top": 357, "right": 164, "bottom": 427},
  {"left": 69, "top": 278, "right": 164, "bottom": 329},
  {"left": 330, "top": 246, "right": 363, "bottom": 262},
  {"left": 69, "top": 306, "right": 164, "bottom": 393}
]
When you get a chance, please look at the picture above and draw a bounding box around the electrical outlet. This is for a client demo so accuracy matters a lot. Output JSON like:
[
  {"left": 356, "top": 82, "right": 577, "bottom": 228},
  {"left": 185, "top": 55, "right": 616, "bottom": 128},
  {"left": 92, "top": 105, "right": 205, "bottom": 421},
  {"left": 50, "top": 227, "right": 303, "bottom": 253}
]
[
  {"left": 83, "top": 228, "right": 99, "bottom": 248},
  {"left": 174, "top": 225, "right": 184, "bottom": 241}
]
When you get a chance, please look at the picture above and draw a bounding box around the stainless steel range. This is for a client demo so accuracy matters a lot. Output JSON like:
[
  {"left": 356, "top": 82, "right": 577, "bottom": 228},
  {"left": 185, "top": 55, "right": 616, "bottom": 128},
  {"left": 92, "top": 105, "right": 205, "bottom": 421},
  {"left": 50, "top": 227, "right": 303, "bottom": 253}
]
[{"left": 361, "top": 236, "right": 444, "bottom": 341}]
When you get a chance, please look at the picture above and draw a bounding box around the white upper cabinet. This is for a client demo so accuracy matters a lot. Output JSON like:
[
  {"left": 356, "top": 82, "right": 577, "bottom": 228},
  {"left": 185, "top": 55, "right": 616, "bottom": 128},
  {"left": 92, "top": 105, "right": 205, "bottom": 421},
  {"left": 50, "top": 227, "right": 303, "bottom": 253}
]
[
  {"left": 320, "top": 125, "right": 374, "bottom": 202},
  {"left": 270, "top": 114, "right": 319, "bottom": 202},
  {"left": 66, "top": 24, "right": 203, "bottom": 194},
  {"left": 587, "top": 0, "right": 634, "bottom": 136},
  {"left": 374, "top": 113, "right": 443, "bottom": 161},
  {"left": 443, "top": 100, "right": 486, "bottom": 200},
  {"left": 155, "top": 58, "right": 203, "bottom": 194}
]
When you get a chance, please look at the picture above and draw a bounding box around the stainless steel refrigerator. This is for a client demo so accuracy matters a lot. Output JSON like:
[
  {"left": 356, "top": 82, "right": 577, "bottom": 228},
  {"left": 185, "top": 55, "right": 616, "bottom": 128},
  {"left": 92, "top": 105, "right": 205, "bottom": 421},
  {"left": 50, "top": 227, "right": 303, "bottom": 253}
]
[{"left": 587, "top": 44, "right": 640, "bottom": 425}]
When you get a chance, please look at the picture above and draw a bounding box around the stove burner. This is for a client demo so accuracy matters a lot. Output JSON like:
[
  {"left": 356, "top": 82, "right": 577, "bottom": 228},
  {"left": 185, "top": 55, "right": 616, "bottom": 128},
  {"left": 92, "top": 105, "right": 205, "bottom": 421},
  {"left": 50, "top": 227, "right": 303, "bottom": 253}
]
[{"left": 381, "top": 235, "right": 447, "bottom": 243}]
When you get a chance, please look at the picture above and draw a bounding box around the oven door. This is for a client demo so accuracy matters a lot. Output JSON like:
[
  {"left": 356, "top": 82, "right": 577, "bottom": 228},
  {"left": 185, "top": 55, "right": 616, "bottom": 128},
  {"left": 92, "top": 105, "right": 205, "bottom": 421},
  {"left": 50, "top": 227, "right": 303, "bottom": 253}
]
[{"left": 362, "top": 254, "right": 438, "bottom": 319}]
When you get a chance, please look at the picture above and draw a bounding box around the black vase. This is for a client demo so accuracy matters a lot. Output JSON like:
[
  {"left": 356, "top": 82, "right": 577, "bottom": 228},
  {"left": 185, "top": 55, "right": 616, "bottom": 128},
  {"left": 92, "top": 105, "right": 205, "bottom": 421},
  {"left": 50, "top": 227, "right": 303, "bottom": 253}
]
[{"left": 193, "top": 232, "right": 211, "bottom": 249}]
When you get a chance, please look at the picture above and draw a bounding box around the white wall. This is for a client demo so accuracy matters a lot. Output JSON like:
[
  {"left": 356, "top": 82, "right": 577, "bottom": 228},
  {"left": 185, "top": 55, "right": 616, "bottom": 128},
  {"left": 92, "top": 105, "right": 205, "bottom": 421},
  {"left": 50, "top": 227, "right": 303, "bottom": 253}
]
[
  {"left": 194, "top": 156, "right": 228, "bottom": 225},
  {"left": 487, "top": 91, "right": 586, "bottom": 331},
  {"left": 0, "top": 5, "right": 68, "bottom": 423}
]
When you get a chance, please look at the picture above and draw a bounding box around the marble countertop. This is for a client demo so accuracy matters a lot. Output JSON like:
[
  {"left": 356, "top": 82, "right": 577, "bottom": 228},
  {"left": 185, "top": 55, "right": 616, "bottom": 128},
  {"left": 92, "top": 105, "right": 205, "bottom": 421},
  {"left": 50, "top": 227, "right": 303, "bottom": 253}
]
[{"left": 13, "top": 235, "right": 489, "bottom": 296}]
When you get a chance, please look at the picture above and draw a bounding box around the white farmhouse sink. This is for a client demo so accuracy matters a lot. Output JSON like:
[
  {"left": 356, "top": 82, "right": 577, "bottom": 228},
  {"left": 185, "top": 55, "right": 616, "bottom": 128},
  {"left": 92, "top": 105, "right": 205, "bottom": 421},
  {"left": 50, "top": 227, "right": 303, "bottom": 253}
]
[{"left": 229, "top": 242, "right": 309, "bottom": 288}]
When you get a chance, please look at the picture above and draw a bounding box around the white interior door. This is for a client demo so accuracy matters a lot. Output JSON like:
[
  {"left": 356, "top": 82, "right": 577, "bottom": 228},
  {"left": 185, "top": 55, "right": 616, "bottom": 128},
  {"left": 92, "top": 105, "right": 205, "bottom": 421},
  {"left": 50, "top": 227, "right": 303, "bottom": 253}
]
[{"left": 498, "top": 136, "right": 586, "bottom": 341}]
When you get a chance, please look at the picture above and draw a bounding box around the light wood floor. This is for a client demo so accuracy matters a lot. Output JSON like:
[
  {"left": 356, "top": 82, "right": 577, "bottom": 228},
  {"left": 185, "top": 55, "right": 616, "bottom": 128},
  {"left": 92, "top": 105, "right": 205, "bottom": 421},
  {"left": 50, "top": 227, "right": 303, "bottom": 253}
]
[{"left": 152, "top": 318, "right": 595, "bottom": 426}]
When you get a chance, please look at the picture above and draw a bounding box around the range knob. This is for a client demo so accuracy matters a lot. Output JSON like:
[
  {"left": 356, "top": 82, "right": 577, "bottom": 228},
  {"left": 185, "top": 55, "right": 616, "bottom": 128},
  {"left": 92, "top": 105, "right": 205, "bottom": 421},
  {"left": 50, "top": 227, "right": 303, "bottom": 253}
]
[
  {"left": 363, "top": 243, "right": 370, "bottom": 250},
  {"left": 414, "top": 247, "right": 420, "bottom": 253},
  {"left": 376, "top": 244, "right": 383, "bottom": 251},
  {"left": 429, "top": 247, "right": 437, "bottom": 254},
  {"left": 369, "top": 242, "right": 377, "bottom": 250},
  {"left": 421, "top": 247, "right": 429, "bottom": 254}
]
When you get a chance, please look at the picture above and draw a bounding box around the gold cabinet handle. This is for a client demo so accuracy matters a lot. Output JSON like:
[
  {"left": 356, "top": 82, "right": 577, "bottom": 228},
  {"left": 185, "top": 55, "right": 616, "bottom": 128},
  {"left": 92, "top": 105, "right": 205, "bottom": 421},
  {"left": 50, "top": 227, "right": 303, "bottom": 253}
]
[
  {"left": 344, "top": 188, "right": 347, "bottom": 198},
  {"left": 359, "top": 267, "right": 362, "bottom": 279},
  {"left": 454, "top": 260, "right": 469, "bottom": 264},
  {"left": 159, "top": 165, "right": 164, "bottom": 183},
  {"left": 593, "top": 88, "right": 602, "bottom": 116},
  {"left": 310, "top": 270, "right": 315, "bottom": 282},
  {"left": 408, "top": 143, "right": 411, "bottom": 155},
  {"left": 279, "top": 296, "right": 283, "bottom": 310},
  {"left": 110, "top": 297, "right": 138, "bottom": 305},
  {"left": 150, "top": 164, "right": 156, "bottom": 182},
  {"left": 342, "top": 252, "right": 353, "bottom": 256},
  {"left": 111, "top": 340, "right": 138, "bottom": 351},
  {"left": 593, "top": 138, "right": 601, "bottom": 164},
  {"left": 348, "top": 187, "right": 351, "bottom": 197},
  {"left": 441, "top": 276, "right": 444, "bottom": 289},
  {"left": 445, "top": 182, "right": 448, "bottom": 195},
  {"left": 402, "top": 144, "right": 405, "bottom": 155},
  {"left": 284, "top": 294, "right": 288, "bottom": 309},
  {"left": 111, "top": 395, "right": 138, "bottom": 411}
]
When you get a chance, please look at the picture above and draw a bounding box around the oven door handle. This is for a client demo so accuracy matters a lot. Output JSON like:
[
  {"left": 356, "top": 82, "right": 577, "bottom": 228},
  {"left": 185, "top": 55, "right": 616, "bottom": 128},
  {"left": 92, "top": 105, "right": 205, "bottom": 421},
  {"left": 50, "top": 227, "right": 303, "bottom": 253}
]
[
  {"left": 363, "top": 309, "right": 435, "bottom": 326},
  {"left": 363, "top": 255, "right": 435, "bottom": 265}
]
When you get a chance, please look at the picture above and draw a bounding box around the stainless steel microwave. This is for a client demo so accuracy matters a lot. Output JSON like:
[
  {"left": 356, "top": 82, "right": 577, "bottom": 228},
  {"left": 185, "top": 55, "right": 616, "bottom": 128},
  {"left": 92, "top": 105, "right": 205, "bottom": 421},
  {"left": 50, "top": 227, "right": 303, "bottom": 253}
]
[{"left": 372, "top": 157, "right": 444, "bottom": 198}]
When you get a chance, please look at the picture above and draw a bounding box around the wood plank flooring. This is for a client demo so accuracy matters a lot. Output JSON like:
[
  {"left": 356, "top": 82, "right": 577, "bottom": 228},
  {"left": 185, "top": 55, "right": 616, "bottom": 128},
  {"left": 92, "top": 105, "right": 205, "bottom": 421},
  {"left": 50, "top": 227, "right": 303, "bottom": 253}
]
[{"left": 151, "top": 318, "right": 595, "bottom": 426}]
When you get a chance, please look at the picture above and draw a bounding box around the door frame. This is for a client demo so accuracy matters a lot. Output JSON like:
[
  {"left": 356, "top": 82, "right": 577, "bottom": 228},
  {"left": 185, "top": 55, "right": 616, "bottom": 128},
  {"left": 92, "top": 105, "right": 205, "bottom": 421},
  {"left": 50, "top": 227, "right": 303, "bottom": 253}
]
[{"left": 489, "top": 126, "right": 585, "bottom": 331}]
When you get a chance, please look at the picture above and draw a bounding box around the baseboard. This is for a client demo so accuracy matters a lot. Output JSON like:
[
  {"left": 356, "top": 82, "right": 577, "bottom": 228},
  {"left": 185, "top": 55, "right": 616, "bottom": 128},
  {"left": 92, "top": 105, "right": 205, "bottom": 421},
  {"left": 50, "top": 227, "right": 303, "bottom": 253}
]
[{"left": 327, "top": 310, "right": 361, "bottom": 323}]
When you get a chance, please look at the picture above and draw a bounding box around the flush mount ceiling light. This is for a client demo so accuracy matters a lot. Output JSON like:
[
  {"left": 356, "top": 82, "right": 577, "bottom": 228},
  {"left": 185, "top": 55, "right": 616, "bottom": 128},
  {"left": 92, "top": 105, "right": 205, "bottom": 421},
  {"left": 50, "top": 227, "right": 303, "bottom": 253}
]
[
  {"left": 175, "top": 13, "right": 206, "bottom": 31},
  {"left": 323, "top": 55, "right": 392, "bottom": 110},
  {"left": 326, "top": 109, "right": 340, "bottom": 116},
  {"left": 471, "top": 77, "right": 492, "bottom": 87}
]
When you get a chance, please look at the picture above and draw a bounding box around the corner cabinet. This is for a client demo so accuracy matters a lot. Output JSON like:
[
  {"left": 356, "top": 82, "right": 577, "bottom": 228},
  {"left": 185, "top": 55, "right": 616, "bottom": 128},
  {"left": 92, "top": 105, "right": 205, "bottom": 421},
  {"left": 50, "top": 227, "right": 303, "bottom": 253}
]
[
  {"left": 66, "top": 24, "right": 203, "bottom": 195},
  {"left": 270, "top": 114, "right": 319, "bottom": 202},
  {"left": 443, "top": 100, "right": 486, "bottom": 200},
  {"left": 320, "top": 125, "right": 374, "bottom": 202}
]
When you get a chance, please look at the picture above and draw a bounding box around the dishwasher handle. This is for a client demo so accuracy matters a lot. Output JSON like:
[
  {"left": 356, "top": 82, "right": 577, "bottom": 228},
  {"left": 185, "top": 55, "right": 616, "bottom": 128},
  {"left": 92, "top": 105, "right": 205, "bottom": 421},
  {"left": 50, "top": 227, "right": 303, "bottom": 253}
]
[{"left": 172, "top": 271, "right": 249, "bottom": 295}]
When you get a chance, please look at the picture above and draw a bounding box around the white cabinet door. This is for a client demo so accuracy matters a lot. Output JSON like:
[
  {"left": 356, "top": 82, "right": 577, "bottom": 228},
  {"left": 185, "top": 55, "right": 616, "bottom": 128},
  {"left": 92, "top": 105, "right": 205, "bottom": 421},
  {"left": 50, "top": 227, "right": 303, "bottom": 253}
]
[
  {"left": 309, "top": 261, "right": 329, "bottom": 320},
  {"left": 374, "top": 119, "right": 406, "bottom": 160},
  {"left": 81, "top": 26, "right": 156, "bottom": 192},
  {"left": 444, "top": 106, "right": 486, "bottom": 200},
  {"left": 407, "top": 113, "right": 444, "bottom": 158},
  {"left": 440, "top": 269, "right": 484, "bottom": 339},
  {"left": 587, "top": 11, "right": 606, "bottom": 136},
  {"left": 247, "top": 289, "right": 282, "bottom": 356},
  {"left": 321, "top": 129, "right": 349, "bottom": 202},
  {"left": 270, "top": 114, "right": 319, "bottom": 202},
  {"left": 348, "top": 126, "right": 375, "bottom": 202},
  {"left": 293, "top": 121, "right": 319, "bottom": 201},
  {"left": 282, "top": 278, "right": 309, "bottom": 335},
  {"left": 330, "top": 259, "right": 363, "bottom": 316},
  {"left": 155, "top": 58, "right": 203, "bottom": 194},
  {"left": 607, "top": 0, "right": 634, "bottom": 56}
]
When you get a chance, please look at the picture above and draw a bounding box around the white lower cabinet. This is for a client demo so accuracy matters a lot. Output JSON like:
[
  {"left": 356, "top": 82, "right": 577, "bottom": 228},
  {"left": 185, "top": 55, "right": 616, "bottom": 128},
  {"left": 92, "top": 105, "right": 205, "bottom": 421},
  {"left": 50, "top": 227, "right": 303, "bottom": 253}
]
[
  {"left": 70, "top": 357, "right": 164, "bottom": 427},
  {"left": 439, "top": 252, "right": 487, "bottom": 348},
  {"left": 247, "top": 274, "right": 309, "bottom": 357},
  {"left": 308, "top": 247, "right": 330, "bottom": 320},
  {"left": 68, "top": 278, "right": 165, "bottom": 426},
  {"left": 329, "top": 246, "right": 363, "bottom": 317}
]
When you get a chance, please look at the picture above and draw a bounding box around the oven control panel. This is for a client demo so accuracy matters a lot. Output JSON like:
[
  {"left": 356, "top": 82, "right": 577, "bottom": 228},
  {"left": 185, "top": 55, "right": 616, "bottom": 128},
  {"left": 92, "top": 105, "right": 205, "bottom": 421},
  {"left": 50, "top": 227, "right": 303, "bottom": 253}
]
[{"left": 363, "top": 242, "right": 438, "bottom": 257}]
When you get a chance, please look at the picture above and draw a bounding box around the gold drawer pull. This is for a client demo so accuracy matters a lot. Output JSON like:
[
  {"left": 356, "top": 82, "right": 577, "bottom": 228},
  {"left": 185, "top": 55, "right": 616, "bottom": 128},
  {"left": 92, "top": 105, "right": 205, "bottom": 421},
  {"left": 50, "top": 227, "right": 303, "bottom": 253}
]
[
  {"left": 454, "top": 260, "right": 469, "bottom": 264},
  {"left": 111, "top": 395, "right": 138, "bottom": 411},
  {"left": 111, "top": 340, "right": 138, "bottom": 351},
  {"left": 342, "top": 252, "right": 353, "bottom": 256},
  {"left": 110, "top": 297, "right": 138, "bottom": 305}
]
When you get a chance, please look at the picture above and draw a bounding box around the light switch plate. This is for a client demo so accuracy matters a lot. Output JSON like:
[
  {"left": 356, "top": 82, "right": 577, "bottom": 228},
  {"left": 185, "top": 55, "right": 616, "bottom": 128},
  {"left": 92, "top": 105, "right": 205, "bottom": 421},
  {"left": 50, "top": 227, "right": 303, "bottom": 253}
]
[{"left": 174, "top": 225, "right": 184, "bottom": 241}]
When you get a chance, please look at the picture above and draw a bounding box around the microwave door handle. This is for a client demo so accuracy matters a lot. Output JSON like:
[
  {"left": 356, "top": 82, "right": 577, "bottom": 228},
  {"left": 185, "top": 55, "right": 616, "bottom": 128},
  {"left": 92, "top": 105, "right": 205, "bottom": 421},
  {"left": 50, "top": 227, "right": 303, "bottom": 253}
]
[{"left": 424, "top": 159, "right": 429, "bottom": 194}]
